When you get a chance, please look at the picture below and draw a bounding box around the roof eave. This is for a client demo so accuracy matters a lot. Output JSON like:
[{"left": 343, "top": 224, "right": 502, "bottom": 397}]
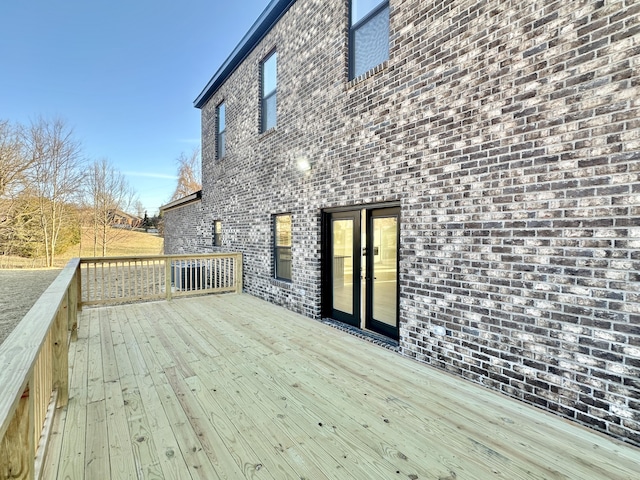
[
  {"left": 193, "top": 0, "right": 297, "bottom": 110},
  {"left": 160, "top": 190, "right": 202, "bottom": 212}
]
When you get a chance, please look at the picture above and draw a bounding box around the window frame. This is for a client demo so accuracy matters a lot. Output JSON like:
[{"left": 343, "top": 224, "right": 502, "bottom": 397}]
[
  {"left": 216, "top": 102, "right": 226, "bottom": 159},
  {"left": 260, "top": 51, "right": 277, "bottom": 133},
  {"left": 349, "top": 0, "right": 390, "bottom": 80},
  {"left": 213, "top": 220, "right": 222, "bottom": 247},
  {"left": 273, "top": 213, "right": 292, "bottom": 282}
]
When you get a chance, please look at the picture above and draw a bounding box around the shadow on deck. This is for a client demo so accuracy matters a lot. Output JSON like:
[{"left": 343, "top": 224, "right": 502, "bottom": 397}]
[{"left": 42, "top": 293, "right": 640, "bottom": 479}]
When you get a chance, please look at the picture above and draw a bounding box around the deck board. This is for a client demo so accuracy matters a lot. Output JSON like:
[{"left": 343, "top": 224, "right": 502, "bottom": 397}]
[
  {"left": 119, "top": 305, "right": 185, "bottom": 480},
  {"left": 44, "top": 293, "right": 640, "bottom": 479}
]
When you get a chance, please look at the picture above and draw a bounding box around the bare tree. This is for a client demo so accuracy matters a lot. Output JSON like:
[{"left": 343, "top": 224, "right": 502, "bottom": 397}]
[
  {"left": 135, "top": 199, "right": 145, "bottom": 219},
  {"left": 0, "top": 120, "right": 31, "bottom": 197},
  {"left": 0, "top": 120, "right": 31, "bottom": 256},
  {"left": 23, "top": 117, "right": 85, "bottom": 266},
  {"left": 170, "top": 147, "right": 202, "bottom": 201},
  {"left": 85, "top": 158, "right": 137, "bottom": 256}
]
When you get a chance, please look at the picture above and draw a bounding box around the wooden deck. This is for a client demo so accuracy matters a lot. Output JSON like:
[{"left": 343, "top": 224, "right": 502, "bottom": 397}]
[{"left": 42, "top": 294, "right": 640, "bottom": 480}]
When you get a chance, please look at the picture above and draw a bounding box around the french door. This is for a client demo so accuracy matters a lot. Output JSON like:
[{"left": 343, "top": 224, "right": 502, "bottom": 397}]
[
  {"left": 365, "top": 207, "right": 399, "bottom": 339},
  {"left": 325, "top": 206, "right": 399, "bottom": 339},
  {"left": 328, "top": 211, "right": 361, "bottom": 327}
]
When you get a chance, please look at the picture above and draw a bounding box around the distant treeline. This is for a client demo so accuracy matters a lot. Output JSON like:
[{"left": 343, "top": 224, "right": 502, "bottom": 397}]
[{"left": 0, "top": 117, "right": 150, "bottom": 265}]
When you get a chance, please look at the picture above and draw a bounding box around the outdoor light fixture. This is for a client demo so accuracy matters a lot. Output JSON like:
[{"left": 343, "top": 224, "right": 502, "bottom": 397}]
[{"left": 296, "top": 156, "right": 311, "bottom": 172}]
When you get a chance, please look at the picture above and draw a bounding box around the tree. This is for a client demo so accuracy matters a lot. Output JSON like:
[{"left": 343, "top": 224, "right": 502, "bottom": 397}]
[
  {"left": 0, "top": 195, "right": 42, "bottom": 258},
  {"left": 23, "top": 117, "right": 85, "bottom": 266},
  {"left": 85, "top": 158, "right": 137, "bottom": 256},
  {"left": 0, "top": 120, "right": 34, "bottom": 257},
  {"left": 170, "top": 147, "right": 201, "bottom": 201},
  {"left": 135, "top": 199, "right": 145, "bottom": 219},
  {"left": 0, "top": 120, "right": 30, "bottom": 197}
]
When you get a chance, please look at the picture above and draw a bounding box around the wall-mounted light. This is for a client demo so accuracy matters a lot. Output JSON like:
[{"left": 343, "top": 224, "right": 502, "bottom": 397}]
[{"left": 296, "top": 156, "right": 311, "bottom": 172}]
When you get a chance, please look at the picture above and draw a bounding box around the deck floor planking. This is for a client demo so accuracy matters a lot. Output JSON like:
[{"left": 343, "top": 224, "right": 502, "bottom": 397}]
[{"left": 43, "top": 293, "right": 640, "bottom": 479}]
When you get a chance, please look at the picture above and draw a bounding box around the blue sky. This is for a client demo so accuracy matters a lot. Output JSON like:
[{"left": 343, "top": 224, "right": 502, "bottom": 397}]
[{"left": 0, "top": 0, "right": 271, "bottom": 215}]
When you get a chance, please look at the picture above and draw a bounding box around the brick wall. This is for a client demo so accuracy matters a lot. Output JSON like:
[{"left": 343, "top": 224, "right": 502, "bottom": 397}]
[
  {"left": 162, "top": 199, "right": 209, "bottom": 254},
  {"left": 166, "top": 0, "right": 640, "bottom": 445}
]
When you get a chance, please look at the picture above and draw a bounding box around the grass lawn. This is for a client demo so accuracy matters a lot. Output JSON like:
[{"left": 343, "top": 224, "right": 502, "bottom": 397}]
[
  {"left": 0, "top": 228, "right": 164, "bottom": 268},
  {"left": 73, "top": 227, "right": 164, "bottom": 258},
  {"left": 0, "top": 228, "right": 164, "bottom": 343}
]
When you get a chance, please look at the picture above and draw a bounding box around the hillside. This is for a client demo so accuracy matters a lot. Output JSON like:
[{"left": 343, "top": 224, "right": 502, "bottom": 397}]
[
  {"left": 72, "top": 227, "right": 164, "bottom": 258},
  {"left": 0, "top": 228, "right": 164, "bottom": 268}
]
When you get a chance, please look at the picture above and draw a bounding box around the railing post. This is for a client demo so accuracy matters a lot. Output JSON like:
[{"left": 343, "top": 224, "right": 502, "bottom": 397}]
[
  {"left": 68, "top": 268, "right": 79, "bottom": 341},
  {"left": 236, "top": 253, "right": 243, "bottom": 293},
  {"left": 0, "top": 386, "right": 34, "bottom": 480},
  {"left": 165, "top": 259, "right": 172, "bottom": 301},
  {"left": 76, "top": 262, "right": 83, "bottom": 312},
  {"left": 52, "top": 296, "right": 69, "bottom": 408}
]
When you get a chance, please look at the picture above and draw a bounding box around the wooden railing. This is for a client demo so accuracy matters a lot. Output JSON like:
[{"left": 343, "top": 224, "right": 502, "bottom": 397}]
[
  {"left": 0, "top": 258, "right": 79, "bottom": 480},
  {"left": 0, "top": 253, "right": 242, "bottom": 479},
  {"left": 79, "top": 253, "right": 243, "bottom": 306}
]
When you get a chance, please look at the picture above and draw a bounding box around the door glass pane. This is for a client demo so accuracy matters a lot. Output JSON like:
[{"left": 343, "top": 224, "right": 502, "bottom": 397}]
[
  {"left": 332, "top": 219, "right": 353, "bottom": 314},
  {"left": 372, "top": 216, "right": 397, "bottom": 326}
]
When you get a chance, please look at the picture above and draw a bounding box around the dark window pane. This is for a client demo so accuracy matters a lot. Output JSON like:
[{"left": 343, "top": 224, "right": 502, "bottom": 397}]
[
  {"left": 263, "top": 92, "right": 277, "bottom": 131},
  {"left": 275, "top": 247, "right": 292, "bottom": 280},
  {"left": 353, "top": 5, "right": 389, "bottom": 78}
]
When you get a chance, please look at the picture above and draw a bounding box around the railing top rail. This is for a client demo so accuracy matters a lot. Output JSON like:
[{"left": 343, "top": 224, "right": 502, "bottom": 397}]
[
  {"left": 0, "top": 258, "right": 80, "bottom": 441},
  {"left": 79, "top": 253, "right": 241, "bottom": 263}
]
